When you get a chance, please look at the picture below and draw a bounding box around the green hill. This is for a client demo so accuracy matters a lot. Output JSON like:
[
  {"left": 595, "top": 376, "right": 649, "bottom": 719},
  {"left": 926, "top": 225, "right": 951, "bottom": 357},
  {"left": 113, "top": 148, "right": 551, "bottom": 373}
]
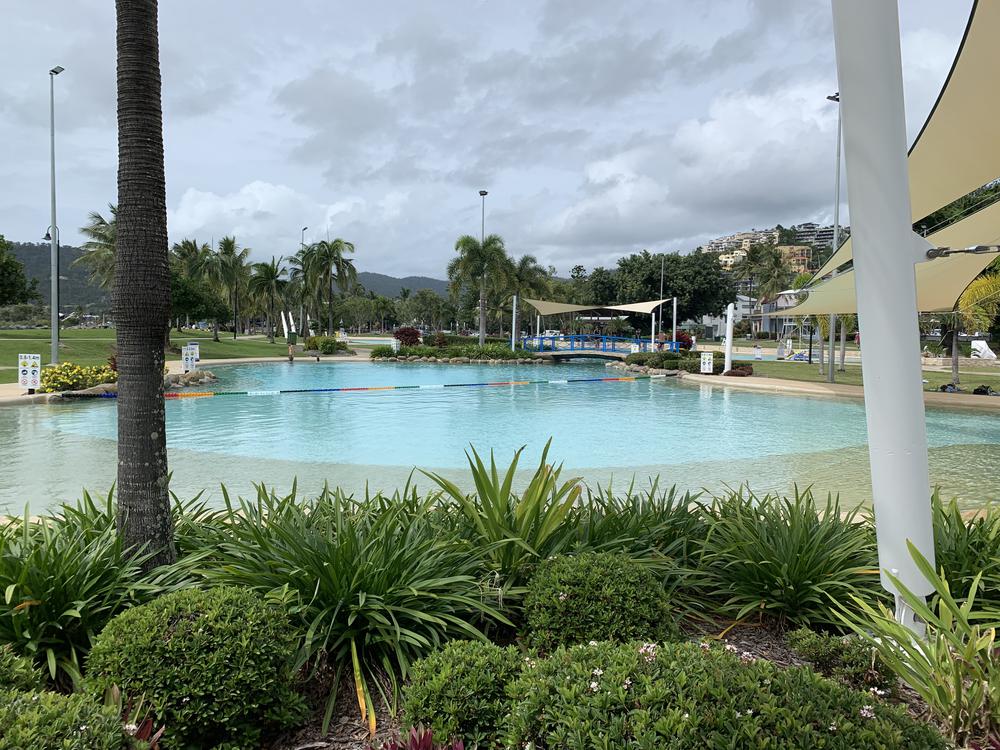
[{"left": 8, "top": 242, "right": 107, "bottom": 309}]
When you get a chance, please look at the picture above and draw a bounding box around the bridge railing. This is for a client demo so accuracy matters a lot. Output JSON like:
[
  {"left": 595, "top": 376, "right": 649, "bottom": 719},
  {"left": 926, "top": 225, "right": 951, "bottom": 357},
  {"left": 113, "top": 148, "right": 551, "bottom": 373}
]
[{"left": 519, "top": 334, "right": 680, "bottom": 354}]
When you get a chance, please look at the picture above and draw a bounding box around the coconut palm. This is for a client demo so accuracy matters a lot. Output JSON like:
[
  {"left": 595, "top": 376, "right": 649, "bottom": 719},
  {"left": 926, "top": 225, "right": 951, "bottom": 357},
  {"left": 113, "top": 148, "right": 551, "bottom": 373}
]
[
  {"left": 76, "top": 204, "right": 118, "bottom": 288},
  {"left": 217, "top": 236, "right": 250, "bottom": 338},
  {"left": 448, "top": 233, "right": 507, "bottom": 344},
  {"left": 248, "top": 256, "right": 287, "bottom": 343},
  {"left": 946, "top": 269, "right": 1000, "bottom": 385},
  {"left": 114, "top": 0, "right": 175, "bottom": 568},
  {"left": 171, "top": 238, "right": 210, "bottom": 280},
  {"left": 304, "top": 239, "right": 357, "bottom": 335}
]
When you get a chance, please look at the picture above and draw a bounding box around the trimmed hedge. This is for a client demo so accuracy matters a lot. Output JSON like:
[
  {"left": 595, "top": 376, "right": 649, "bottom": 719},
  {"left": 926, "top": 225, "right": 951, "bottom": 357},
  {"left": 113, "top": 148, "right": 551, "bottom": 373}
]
[
  {"left": 86, "top": 586, "right": 305, "bottom": 749},
  {"left": 524, "top": 553, "right": 676, "bottom": 651},
  {"left": 403, "top": 640, "right": 522, "bottom": 748},
  {"left": 507, "top": 641, "right": 945, "bottom": 749},
  {"left": 305, "top": 335, "right": 350, "bottom": 354},
  {"left": 0, "top": 691, "right": 127, "bottom": 750},
  {"left": 372, "top": 344, "right": 530, "bottom": 361},
  {"left": 0, "top": 645, "right": 42, "bottom": 692}
]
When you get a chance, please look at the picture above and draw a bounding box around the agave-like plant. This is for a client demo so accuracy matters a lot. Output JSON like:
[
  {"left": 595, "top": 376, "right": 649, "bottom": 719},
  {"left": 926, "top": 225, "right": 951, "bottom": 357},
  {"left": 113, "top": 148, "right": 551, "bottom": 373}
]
[
  {"left": 187, "top": 484, "right": 505, "bottom": 734},
  {"left": 424, "top": 440, "right": 583, "bottom": 601}
]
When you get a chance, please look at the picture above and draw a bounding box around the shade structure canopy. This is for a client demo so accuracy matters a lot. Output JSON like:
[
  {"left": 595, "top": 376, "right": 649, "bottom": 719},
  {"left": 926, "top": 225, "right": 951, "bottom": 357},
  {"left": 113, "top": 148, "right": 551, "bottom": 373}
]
[
  {"left": 785, "top": 199, "right": 1000, "bottom": 315},
  {"left": 522, "top": 297, "right": 674, "bottom": 317},
  {"left": 813, "top": 0, "right": 1000, "bottom": 280}
]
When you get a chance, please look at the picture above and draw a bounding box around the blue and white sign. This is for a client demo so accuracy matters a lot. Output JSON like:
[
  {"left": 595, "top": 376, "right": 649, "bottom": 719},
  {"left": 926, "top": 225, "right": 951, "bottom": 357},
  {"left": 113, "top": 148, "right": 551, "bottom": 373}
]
[{"left": 700, "top": 351, "right": 714, "bottom": 374}]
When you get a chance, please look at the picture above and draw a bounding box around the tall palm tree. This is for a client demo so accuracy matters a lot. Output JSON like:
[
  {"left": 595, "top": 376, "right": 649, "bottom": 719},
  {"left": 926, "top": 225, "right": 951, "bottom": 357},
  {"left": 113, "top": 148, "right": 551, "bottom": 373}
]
[
  {"left": 76, "top": 204, "right": 118, "bottom": 288},
  {"left": 114, "top": 0, "right": 174, "bottom": 568},
  {"left": 447, "top": 233, "right": 507, "bottom": 344},
  {"left": 171, "top": 238, "right": 209, "bottom": 280},
  {"left": 507, "top": 255, "right": 549, "bottom": 336},
  {"left": 304, "top": 239, "right": 357, "bottom": 335},
  {"left": 248, "top": 256, "right": 287, "bottom": 343},
  {"left": 216, "top": 236, "right": 250, "bottom": 339},
  {"left": 947, "top": 268, "right": 1000, "bottom": 385}
]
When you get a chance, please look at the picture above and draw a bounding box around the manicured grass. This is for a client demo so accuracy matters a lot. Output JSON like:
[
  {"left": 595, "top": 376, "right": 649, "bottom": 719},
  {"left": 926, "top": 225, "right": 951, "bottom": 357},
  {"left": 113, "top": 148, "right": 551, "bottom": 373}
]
[
  {"left": 0, "top": 328, "right": 296, "bottom": 383},
  {"left": 741, "top": 358, "right": 1000, "bottom": 393}
]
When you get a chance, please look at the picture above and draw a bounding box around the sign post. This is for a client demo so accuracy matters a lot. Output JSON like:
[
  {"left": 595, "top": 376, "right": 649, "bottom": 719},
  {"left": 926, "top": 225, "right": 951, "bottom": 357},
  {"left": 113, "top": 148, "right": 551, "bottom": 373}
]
[
  {"left": 18, "top": 353, "right": 41, "bottom": 393},
  {"left": 700, "top": 351, "right": 714, "bottom": 374}
]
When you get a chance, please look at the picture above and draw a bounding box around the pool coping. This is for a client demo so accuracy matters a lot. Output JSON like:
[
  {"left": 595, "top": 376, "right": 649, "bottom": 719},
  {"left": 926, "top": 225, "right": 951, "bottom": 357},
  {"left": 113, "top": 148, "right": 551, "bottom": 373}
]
[{"left": 678, "top": 372, "right": 1000, "bottom": 412}]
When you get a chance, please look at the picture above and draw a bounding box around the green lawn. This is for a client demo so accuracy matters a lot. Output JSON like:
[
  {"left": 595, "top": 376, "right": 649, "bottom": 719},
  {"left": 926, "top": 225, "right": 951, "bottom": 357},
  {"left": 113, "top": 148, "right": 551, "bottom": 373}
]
[
  {"left": 741, "top": 358, "right": 1000, "bottom": 393},
  {"left": 0, "top": 328, "right": 302, "bottom": 383}
]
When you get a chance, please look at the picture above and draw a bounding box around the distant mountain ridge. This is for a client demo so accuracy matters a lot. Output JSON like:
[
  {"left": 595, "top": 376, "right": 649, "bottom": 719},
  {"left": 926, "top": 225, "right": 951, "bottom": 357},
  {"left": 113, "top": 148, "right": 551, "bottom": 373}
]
[
  {"left": 7, "top": 242, "right": 449, "bottom": 308},
  {"left": 356, "top": 271, "right": 449, "bottom": 297}
]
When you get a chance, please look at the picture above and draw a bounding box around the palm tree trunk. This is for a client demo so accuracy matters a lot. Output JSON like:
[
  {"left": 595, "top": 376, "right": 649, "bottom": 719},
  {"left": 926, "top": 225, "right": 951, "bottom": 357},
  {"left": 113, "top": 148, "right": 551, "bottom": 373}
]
[
  {"left": 951, "top": 322, "right": 961, "bottom": 386},
  {"left": 114, "top": 0, "right": 175, "bottom": 569},
  {"left": 212, "top": 319, "right": 220, "bottom": 342},
  {"left": 329, "top": 275, "right": 335, "bottom": 336},
  {"left": 478, "top": 279, "right": 486, "bottom": 345},
  {"left": 267, "top": 293, "right": 275, "bottom": 344},
  {"left": 838, "top": 319, "right": 847, "bottom": 371}
]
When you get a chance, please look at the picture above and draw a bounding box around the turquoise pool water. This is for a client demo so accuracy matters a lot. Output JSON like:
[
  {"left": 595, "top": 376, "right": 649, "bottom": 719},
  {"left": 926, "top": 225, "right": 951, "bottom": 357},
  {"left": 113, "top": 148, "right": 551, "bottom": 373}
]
[{"left": 2, "top": 360, "right": 998, "bottom": 511}]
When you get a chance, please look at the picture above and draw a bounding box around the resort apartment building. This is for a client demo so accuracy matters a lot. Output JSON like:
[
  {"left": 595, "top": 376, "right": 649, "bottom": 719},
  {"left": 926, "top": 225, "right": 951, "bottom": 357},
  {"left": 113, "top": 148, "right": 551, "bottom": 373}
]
[
  {"left": 702, "top": 228, "right": 780, "bottom": 255},
  {"left": 775, "top": 244, "right": 812, "bottom": 273},
  {"left": 791, "top": 222, "right": 849, "bottom": 249}
]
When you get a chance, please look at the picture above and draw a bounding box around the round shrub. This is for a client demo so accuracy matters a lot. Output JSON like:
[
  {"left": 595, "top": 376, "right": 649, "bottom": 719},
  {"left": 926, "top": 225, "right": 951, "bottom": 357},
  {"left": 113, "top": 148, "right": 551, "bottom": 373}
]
[
  {"left": 0, "top": 690, "right": 126, "bottom": 750},
  {"left": 524, "top": 552, "right": 675, "bottom": 651},
  {"left": 507, "top": 641, "right": 945, "bottom": 749},
  {"left": 403, "top": 640, "right": 522, "bottom": 748},
  {"left": 39, "top": 362, "right": 117, "bottom": 392},
  {"left": 0, "top": 645, "right": 42, "bottom": 691},
  {"left": 86, "top": 586, "right": 305, "bottom": 749},
  {"left": 394, "top": 326, "right": 422, "bottom": 346}
]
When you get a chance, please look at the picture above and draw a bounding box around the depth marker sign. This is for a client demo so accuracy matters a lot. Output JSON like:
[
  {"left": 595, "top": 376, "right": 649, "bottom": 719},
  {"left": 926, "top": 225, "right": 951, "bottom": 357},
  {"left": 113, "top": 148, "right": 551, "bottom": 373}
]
[{"left": 18, "top": 353, "right": 41, "bottom": 391}]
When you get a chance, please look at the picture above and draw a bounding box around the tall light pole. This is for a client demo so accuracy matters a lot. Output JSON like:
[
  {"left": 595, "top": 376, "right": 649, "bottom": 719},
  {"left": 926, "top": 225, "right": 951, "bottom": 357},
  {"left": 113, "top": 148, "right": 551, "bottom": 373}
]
[
  {"left": 301, "top": 226, "right": 307, "bottom": 248},
  {"left": 479, "top": 190, "right": 487, "bottom": 244},
  {"left": 827, "top": 91, "right": 842, "bottom": 383},
  {"left": 49, "top": 65, "right": 64, "bottom": 364},
  {"left": 658, "top": 255, "right": 664, "bottom": 334},
  {"left": 478, "top": 190, "right": 488, "bottom": 345}
]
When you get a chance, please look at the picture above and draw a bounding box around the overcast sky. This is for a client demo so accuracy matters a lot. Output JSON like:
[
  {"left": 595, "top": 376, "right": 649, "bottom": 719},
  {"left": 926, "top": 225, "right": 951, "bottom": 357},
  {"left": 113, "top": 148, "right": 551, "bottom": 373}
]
[{"left": 0, "top": 0, "right": 971, "bottom": 277}]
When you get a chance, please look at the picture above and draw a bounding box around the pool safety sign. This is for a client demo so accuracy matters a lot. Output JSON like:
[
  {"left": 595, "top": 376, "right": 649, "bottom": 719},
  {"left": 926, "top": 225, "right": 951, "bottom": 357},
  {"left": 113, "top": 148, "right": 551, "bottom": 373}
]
[
  {"left": 18, "top": 354, "right": 41, "bottom": 390},
  {"left": 182, "top": 345, "right": 199, "bottom": 373},
  {"left": 700, "top": 351, "right": 714, "bottom": 374}
]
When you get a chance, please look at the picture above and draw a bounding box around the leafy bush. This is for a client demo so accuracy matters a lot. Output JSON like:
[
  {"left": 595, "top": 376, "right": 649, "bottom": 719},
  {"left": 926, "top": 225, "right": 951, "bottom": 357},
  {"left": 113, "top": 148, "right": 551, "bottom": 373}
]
[
  {"left": 841, "top": 541, "right": 1000, "bottom": 746},
  {"left": 676, "top": 357, "right": 726, "bottom": 375},
  {"left": 372, "top": 343, "right": 530, "bottom": 361},
  {"left": 674, "top": 330, "right": 693, "bottom": 350},
  {"left": 0, "top": 644, "right": 42, "bottom": 691},
  {"left": 932, "top": 492, "right": 1000, "bottom": 606},
  {"left": 624, "top": 352, "right": 651, "bottom": 366},
  {"left": 524, "top": 552, "right": 676, "bottom": 651},
  {"left": 394, "top": 326, "right": 422, "bottom": 346},
  {"left": 0, "top": 690, "right": 129, "bottom": 750},
  {"left": 694, "top": 488, "right": 880, "bottom": 629},
  {"left": 431, "top": 331, "right": 448, "bottom": 347},
  {"left": 371, "top": 344, "right": 395, "bottom": 358},
  {"left": 724, "top": 364, "right": 754, "bottom": 376},
  {"left": 403, "top": 641, "right": 521, "bottom": 747},
  {"left": 0, "top": 494, "right": 169, "bottom": 688},
  {"left": 38, "top": 362, "right": 117, "bottom": 392},
  {"left": 507, "top": 640, "right": 945, "bottom": 749},
  {"left": 425, "top": 442, "right": 582, "bottom": 600},
  {"left": 183, "top": 486, "right": 504, "bottom": 732},
  {"left": 305, "top": 335, "right": 350, "bottom": 354},
  {"left": 787, "top": 627, "right": 895, "bottom": 695},
  {"left": 87, "top": 586, "right": 305, "bottom": 749}
]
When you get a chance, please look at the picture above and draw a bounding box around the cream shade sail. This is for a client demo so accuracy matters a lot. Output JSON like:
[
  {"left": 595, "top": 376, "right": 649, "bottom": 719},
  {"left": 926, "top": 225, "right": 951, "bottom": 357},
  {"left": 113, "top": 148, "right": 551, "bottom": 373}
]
[
  {"left": 813, "top": 0, "right": 1000, "bottom": 279},
  {"left": 522, "top": 297, "right": 674, "bottom": 316},
  {"left": 785, "top": 199, "right": 1000, "bottom": 315}
]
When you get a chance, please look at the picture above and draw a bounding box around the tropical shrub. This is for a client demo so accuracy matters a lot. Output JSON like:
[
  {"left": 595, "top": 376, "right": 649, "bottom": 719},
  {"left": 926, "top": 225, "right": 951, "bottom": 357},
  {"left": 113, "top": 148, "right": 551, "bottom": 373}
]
[
  {"left": 379, "top": 726, "right": 466, "bottom": 750},
  {"left": 724, "top": 364, "right": 753, "bottom": 376},
  {"left": 674, "top": 329, "right": 693, "bottom": 350},
  {"left": 305, "top": 335, "right": 350, "bottom": 354},
  {"left": 507, "top": 640, "right": 945, "bottom": 749},
  {"left": 787, "top": 627, "right": 895, "bottom": 695},
  {"left": 403, "top": 641, "right": 521, "bottom": 748},
  {"left": 86, "top": 586, "right": 305, "bottom": 749},
  {"left": 0, "top": 690, "right": 128, "bottom": 750},
  {"left": 184, "top": 487, "right": 503, "bottom": 732},
  {"left": 624, "top": 352, "right": 651, "bottom": 366},
  {"left": 431, "top": 331, "right": 448, "bottom": 347},
  {"left": 424, "top": 442, "right": 583, "bottom": 600},
  {"left": 524, "top": 552, "right": 676, "bottom": 651},
  {"left": 0, "top": 496, "right": 166, "bottom": 687},
  {"left": 371, "top": 344, "right": 395, "bottom": 358},
  {"left": 676, "top": 357, "right": 726, "bottom": 375},
  {"left": 695, "top": 489, "right": 881, "bottom": 629},
  {"left": 394, "top": 326, "right": 422, "bottom": 346},
  {"left": 841, "top": 541, "right": 1000, "bottom": 746},
  {"left": 0, "top": 644, "right": 42, "bottom": 691},
  {"left": 38, "top": 362, "right": 117, "bottom": 392},
  {"left": 932, "top": 492, "right": 1000, "bottom": 606},
  {"left": 372, "top": 343, "right": 530, "bottom": 361}
]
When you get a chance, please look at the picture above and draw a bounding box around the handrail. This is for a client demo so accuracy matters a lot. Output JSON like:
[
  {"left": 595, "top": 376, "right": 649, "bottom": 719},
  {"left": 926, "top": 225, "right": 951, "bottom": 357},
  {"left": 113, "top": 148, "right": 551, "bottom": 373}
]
[{"left": 519, "top": 334, "right": 680, "bottom": 353}]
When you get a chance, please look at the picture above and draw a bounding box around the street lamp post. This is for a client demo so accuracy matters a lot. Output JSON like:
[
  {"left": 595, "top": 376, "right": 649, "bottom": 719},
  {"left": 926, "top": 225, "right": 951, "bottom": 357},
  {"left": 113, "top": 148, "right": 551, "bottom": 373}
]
[
  {"left": 478, "top": 190, "right": 488, "bottom": 345},
  {"left": 301, "top": 226, "right": 307, "bottom": 248},
  {"left": 827, "top": 92, "right": 842, "bottom": 383},
  {"left": 49, "top": 65, "right": 64, "bottom": 364}
]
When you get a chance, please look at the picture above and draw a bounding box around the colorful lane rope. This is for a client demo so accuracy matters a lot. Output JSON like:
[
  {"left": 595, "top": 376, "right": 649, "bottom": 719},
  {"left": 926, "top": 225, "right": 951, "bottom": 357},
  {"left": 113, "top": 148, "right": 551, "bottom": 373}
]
[{"left": 62, "top": 374, "right": 667, "bottom": 401}]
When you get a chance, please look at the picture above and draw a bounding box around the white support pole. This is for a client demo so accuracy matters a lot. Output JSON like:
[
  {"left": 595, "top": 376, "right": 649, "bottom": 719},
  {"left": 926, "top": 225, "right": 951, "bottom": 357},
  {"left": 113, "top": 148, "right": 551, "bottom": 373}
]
[
  {"left": 650, "top": 312, "right": 655, "bottom": 348},
  {"left": 831, "top": 0, "right": 935, "bottom": 609},
  {"left": 672, "top": 297, "right": 677, "bottom": 345},
  {"left": 511, "top": 294, "right": 518, "bottom": 350},
  {"left": 724, "top": 303, "right": 734, "bottom": 372}
]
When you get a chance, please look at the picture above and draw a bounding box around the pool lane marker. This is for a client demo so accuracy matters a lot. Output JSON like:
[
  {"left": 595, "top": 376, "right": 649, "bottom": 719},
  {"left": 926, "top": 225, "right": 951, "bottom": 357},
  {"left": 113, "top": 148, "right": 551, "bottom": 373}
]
[{"left": 65, "top": 373, "right": 667, "bottom": 401}]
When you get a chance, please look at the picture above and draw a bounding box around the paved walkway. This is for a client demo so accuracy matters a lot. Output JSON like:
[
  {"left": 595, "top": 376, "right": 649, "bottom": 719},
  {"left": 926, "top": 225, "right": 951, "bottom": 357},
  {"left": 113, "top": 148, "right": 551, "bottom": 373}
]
[{"left": 679, "top": 372, "right": 1000, "bottom": 412}]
